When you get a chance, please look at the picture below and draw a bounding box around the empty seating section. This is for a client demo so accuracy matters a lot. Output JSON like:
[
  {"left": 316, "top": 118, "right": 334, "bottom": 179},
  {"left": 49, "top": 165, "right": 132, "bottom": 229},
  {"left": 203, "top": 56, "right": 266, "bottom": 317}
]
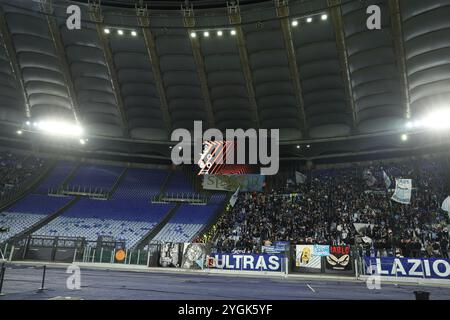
[
  {"left": 0, "top": 194, "right": 73, "bottom": 242},
  {"left": 165, "top": 171, "right": 194, "bottom": 194},
  {"left": 114, "top": 168, "right": 168, "bottom": 199},
  {"left": 34, "top": 199, "right": 174, "bottom": 248},
  {"left": 153, "top": 204, "right": 220, "bottom": 243},
  {"left": 67, "top": 165, "right": 123, "bottom": 189},
  {"left": 35, "top": 162, "right": 76, "bottom": 193}
]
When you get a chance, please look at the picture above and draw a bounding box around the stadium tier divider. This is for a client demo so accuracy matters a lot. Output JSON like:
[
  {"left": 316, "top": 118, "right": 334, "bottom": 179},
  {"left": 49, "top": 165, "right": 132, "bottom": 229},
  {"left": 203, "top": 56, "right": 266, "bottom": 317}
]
[
  {"left": 134, "top": 203, "right": 181, "bottom": 250},
  {"left": 60, "top": 162, "right": 81, "bottom": 189},
  {"left": 107, "top": 167, "right": 129, "bottom": 198},
  {"left": 151, "top": 203, "right": 223, "bottom": 243},
  {"left": 157, "top": 169, "right": 174, "bottom": 196}
]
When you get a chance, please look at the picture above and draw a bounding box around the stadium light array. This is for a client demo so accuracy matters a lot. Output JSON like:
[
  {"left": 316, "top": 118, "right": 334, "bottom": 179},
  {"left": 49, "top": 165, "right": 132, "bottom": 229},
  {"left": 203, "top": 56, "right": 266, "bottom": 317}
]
[
  {"left": 34, "top": 120, "right": 84, "bottom": 137},
  {"left": 103, "top": 27, "right": 138, "bottom": 38},
  {"left": 190, "top": 28, "right": 236, "bottom": 39},
  {"left": 291, "top": 12, "right": 328, "bottom": 27},
  {"left": 405, "top": 109, "right": 450, "bottom": 131},
  {"left": 401, "top": 134, "right": 408, "bottom": 141},
  {"left": 17, "top": 130, "right": 22, "bottom": 135}
]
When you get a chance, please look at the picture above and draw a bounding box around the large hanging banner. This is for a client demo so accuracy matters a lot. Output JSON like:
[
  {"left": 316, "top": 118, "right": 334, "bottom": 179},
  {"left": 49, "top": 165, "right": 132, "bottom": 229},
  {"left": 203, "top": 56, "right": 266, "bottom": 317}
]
[
  {"left": 181, "top": 243, "right": 211, "bottom": 270},
  {"left": 208, "top": 253, "right": 283, "bottom": 272},
  {"left": 364, "top": 257, "right": 450, "bottom": 280},
  {"left": 391, "top": 179, "right": 412, "bottom": 204},
  {"left": 159, "top": 243, "right": 182, "bottom": 268},
  {"left": 202, "top": 174, "right": 265, "bottom": 191},
  {"left": 295, "top": 245, "right": 321, "bottom": 269}
]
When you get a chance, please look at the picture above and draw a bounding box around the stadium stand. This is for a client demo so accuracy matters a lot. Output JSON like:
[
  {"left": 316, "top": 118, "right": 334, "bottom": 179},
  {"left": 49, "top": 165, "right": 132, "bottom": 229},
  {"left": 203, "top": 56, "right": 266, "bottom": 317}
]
[
  {"left": 33, "top": 199, "right": 175, "bottom": 248},
  {"left": 34, "top": 161, "right": 76, "bottom": 194},
  {"left": 67, "top": 165, "right": 124, "bottom": 190},
  {"left": 0, "top": 194, "right": 74, "bottom": 242},
  {"left": 212, "top": 159, "right": 450, "bottom": 258},
  {"left": 164, "top": 171, "right": 195, "bottom": 194},
  {"left": 113, "top": 168, "right": 168, "bottom": 199},
  {"left": 153, "top": 204, "right": 221, "bottom": 243},
  {"left": 0, "top": 151, "right": 45, "bottom": 200}
]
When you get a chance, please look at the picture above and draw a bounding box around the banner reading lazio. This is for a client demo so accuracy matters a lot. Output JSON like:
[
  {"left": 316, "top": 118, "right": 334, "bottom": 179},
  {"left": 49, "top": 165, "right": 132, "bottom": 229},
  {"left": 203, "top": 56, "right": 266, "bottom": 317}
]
[
  {"left": 364, "top": 257, "right": 450, "bottom": 280},
  {"left": 210, "top": 253, "right": 283, "bottom": 272},
  {"left": 202, "top": 174, "right": 265, "bottom": 191}
]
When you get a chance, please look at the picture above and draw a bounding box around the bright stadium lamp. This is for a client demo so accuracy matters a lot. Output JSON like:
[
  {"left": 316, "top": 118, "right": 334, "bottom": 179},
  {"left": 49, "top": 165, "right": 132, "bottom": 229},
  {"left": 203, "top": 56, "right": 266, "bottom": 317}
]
[
  {"left": 190, "top": 32, "right": 197, "bottom": 38},
  {"left": 321, "top": 14, "right": 328, "bottom": 20},
  {"left": 306, "top": 17, "right": 313, "bottom": 23},
  {"left": 217, "top": 30, "right": 223, "bottom": 36},
  {"left": 401, "top": 134, "right": 408, "bottom": 141},
  {"left": 422, "top": 109, "right": 450, "bottom": 130},
  {"left": 230, "top": 29, "right": 236, "bottom": 36},
  {"left": 117, "top": 30, "right": 124, "bottom": 36},
  {"left": 36, "top": 119, "right": 83, "bottom": 137},
  {"left": 292, "top": 20, "right": 299, "bottom": 27},
  {"left": 104, "top": 28, "right": 110, "bottom": 34}
]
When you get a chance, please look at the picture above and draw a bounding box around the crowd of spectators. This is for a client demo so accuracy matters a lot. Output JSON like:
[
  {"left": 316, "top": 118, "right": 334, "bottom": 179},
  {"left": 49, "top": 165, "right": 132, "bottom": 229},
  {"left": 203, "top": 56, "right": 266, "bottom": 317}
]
[
  {"left": 212, "top": 157, "right": 450, "bottom": 258},
  {"left": 0, "top": 150, "right": 45, "bottom": 200}
]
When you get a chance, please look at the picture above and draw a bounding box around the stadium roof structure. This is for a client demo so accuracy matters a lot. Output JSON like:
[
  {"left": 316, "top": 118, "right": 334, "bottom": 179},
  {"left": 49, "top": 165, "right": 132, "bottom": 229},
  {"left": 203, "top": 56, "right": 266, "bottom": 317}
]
[{"left": 0, "top": 0, "right": 449, "bottom": 163}]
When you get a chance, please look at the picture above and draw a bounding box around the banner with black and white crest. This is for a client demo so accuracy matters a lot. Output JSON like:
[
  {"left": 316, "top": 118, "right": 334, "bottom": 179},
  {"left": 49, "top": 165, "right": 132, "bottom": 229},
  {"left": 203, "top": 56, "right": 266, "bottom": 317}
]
[{"left": 325, "top": 245, "right": 353, "bottom": 272}]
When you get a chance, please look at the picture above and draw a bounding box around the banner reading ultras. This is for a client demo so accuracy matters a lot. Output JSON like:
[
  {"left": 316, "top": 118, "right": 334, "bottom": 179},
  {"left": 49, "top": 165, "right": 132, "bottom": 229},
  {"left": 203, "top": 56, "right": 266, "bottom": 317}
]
[
  {"left": 209, "top": 253, "right": 283, "bottom": 272},
  {"left": 364, "top": 257, "right": 450, "bottom": 279}
]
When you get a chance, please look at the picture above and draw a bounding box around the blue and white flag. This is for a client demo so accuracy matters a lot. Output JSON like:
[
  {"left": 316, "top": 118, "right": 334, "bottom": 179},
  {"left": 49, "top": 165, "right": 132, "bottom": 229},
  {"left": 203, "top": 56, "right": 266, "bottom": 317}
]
[
  {"left": 442, "top": 196, "right": 450, "bottom": 213},
  {"left": 382, "top": 170, "right": 391, "bottom": 189},
  {"left": 391, "top": 179, "right": 412, "bottom": 204},
  {"left": 363, "top": 169, "right": 377, "bottom": 187},
  {"left": 229, "top": 187, "right": 240, "bottom": 207},
  {"left": 295, "top": 171, "right": 307, "bottom": 184}
]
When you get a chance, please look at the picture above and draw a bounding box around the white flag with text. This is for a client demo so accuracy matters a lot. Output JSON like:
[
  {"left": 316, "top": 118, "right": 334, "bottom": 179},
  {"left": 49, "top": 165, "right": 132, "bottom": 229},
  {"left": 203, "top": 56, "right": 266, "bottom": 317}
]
[{"left": 391, "top": 179, "right": 412, "bottom": 204}]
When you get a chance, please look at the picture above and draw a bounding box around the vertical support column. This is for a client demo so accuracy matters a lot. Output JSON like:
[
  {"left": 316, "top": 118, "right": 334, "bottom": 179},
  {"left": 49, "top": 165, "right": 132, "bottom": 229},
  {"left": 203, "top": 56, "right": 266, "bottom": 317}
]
[
  {"left": 0, "top": 7, "right": 31, "bottom": 118},
  {"left": 137, "top": 5, "right": 172, "bottom": 133},
  {"left": 328, "top": 0, "right": 357, "bottom": 129},
  {"left": 275, "top": 0, "right": 308, "bottom": 137},
  {"left": 389, "top": 0, "right": 411, "bottom": 120},
  {"left": 88, "top": 0, "right": 130, "bottom": 137},
  {"left": 228, "top": 2, "right": 260, "bottom": 128},
  {"left": 182, "top": 5, "right": 215, "bottom": 128},
  {"left": 42, "top": 0, "right": 80, "bottom": 122}
]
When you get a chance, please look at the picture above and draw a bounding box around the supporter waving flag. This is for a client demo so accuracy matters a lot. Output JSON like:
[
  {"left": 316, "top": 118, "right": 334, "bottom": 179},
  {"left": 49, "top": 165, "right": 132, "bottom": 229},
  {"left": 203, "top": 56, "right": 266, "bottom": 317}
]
[
  {"left": 229, "top": 187, "right": 240, "bottom": 207},
  {"left": 295, "top": 171, "right": 307, "bottom": 184},
  {"left": 442, "top": 196, "right": 450, "bottom": 213},
  {"left": 382, "top": 170, "right": 391, "bottom": 189}
]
